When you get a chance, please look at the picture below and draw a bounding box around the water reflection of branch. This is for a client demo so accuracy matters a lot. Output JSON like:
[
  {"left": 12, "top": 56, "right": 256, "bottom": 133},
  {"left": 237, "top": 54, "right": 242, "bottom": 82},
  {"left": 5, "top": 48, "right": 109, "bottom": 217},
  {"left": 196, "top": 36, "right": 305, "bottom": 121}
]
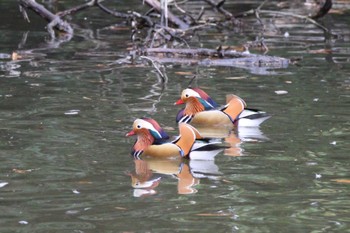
[
  {"left": 131, "top": 56, "right": 169, "bottom": 114},
  {"left": 9, "top": 29, "right": 117, "bottom": 77},
  {"left": 140, "top": 56, "right": 168, "bottom": 82},
  {"left": 137, "top": 71, "right": 167, "bottom": 114},
  {"left": 16, "top": 30, "right": 72, "bottom": 53},
  {"left": 18, "top": 31, "right": 29, "bottom": 49},
  {"left": 3, "top": 30, "right": 74, "bottom": 78}
]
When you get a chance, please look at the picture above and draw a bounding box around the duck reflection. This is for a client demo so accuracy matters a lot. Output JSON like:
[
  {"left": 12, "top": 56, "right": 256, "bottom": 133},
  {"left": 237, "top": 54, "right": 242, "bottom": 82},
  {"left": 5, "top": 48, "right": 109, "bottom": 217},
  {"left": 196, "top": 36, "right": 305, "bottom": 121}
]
[
  {"left": 192, "top": 125, "right": 268, "bottom": 141},
  {"left": 192, "top": 126, "right": 268, "bottom": 157},
  {"left": 127, "top": 159, "right": 162, "bottom": 197},
  {"left": 224, "top": 132, "right": 243, "bottom": 157},
  {"left": 128, "top": 148, "right": 224, "bottom": 196}
]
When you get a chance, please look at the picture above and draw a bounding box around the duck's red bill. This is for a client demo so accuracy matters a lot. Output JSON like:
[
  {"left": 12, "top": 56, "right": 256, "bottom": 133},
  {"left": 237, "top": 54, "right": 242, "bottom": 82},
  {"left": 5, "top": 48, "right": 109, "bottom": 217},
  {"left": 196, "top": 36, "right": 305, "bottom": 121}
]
[
  {"left": 126, "top": 130, "right": 135, "bottom": 137},
  {"left": 175, "top": 99, "right": 184, "bottom": 105}
]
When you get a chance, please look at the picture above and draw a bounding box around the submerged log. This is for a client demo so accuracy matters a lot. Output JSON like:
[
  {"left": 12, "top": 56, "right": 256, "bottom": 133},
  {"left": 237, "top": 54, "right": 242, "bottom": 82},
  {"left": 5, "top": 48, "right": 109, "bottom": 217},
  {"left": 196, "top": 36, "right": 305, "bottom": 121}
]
[
  {"left": 144, "top": 47, "right": 252, "bottom": 58},
  {"left": 143, "top": 48, "right": 289, "bottom": 65},
  {"left": 140, "top": 47, "right": 289, "bottom": 74}
]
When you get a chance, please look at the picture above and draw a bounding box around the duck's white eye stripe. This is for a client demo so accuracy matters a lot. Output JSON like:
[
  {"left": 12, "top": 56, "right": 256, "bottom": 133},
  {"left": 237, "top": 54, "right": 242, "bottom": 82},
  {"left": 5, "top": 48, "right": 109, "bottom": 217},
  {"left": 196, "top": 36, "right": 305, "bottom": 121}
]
[{"left": 184, "top": 89, "right": 200, "bottom": 98}]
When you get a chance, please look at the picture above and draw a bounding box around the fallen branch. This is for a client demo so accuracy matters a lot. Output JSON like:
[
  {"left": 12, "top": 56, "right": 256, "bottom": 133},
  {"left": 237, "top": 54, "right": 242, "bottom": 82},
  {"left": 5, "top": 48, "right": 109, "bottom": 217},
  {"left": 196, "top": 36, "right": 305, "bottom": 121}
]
[
  {"left": 97, "top": 1, "right": 154, "bottom": 27},
  {"left": 57, "top": 0, "right": 97, "bottom": 17},
  {"left": 19, "top": 0, "right": 155, "bottom": 38},
  {"left": 310, "top": 0, "right": 332, "bottom": 19},
  {"left": 204, "top": 0, "right": 239, "bottom": 24},
  {"left": 19, "top": 0, "right": 73, "bottom": 38},
  {"left": 204, "top": 0, "right": 233, "bottom": 19},
  {"left": 144, "top": 0, "right": 189, "bottom": 29}
]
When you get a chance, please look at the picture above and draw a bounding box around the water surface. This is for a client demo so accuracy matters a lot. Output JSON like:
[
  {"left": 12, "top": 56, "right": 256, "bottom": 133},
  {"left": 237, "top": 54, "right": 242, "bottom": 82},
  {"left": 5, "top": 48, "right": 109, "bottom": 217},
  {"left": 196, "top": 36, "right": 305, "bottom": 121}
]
[{"left": 0, "top": 1, "right": 349, "bottom": 232}]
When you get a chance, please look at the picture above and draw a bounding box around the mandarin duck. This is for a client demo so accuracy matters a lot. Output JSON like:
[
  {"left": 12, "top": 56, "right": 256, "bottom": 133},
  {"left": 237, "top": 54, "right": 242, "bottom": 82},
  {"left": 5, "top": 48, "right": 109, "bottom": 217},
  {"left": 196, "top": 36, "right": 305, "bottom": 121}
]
[
  {"left": 175, "top": 87, "right": 270, "bottom": 127},
  {"left": 126, "top": 118, "right": 224, "bottom": 159}
]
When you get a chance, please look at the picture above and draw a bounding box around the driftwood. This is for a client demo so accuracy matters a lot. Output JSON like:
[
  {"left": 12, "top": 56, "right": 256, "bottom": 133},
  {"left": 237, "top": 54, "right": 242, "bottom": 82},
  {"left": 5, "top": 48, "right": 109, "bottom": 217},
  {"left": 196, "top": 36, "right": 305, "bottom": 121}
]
[
  {"left": 139, "top": 47, "right": 289, "bottom": 75},
  {"left": 144, "top": 48, "right": 255, "bottom": 58}
]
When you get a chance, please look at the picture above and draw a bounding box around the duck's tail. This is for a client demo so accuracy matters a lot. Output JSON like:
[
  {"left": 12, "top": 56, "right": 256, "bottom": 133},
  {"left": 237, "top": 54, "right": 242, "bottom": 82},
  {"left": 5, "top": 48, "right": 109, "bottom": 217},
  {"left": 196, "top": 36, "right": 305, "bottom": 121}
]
[
  {"left": 237, "top": 108, "right": 271, "bottom": 127},
  {"left": 221, "top": 94, "right": 246, "bottom": 123},
  {"left": 173, "top": 123, "right": 202, "bottom": 157}
]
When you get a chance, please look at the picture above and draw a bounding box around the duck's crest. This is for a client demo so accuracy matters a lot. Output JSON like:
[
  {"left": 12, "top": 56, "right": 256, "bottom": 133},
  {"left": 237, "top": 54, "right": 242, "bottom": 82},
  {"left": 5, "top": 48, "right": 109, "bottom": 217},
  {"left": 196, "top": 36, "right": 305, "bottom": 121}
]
[
  {"left": 191, "top": 88, "right": 219, "bottom": 108},
  {"left": 141, "top": 118, "right": 169, "bottom": 142}
]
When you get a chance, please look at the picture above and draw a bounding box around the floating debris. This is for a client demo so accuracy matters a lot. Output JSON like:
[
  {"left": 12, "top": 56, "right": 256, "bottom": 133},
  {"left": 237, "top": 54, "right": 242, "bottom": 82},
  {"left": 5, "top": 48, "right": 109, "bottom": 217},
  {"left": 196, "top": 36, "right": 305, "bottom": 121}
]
[
  {"left": 65, "top": 209, "right": 80, "bottom": 215},
  {"left": 64, "top": 110, "right": 80, "bottom": 116},
  {"left": 13, "top": 168, "right": 38, "bottom": 174},
  {"left": 0, "top": 182, "right": 8, "bottom": 188},
  {"left": 29, "top": 83, "right": 44, "bottom": 87},
  {"left": 225, "top": 76, "right": 246, "bottom": 80},
  {"left": 115, "top": 206, "right": 128, "bottom": 211},
  {"left": 18, "top": 220, "right": 28, "bottom": 225},
  {"left": 72, "top": 189, "right": 80, "bottom": 194},
  {"left": 275, "top": 90, "right": 288, "bottom": 95},
  {"left": 331, "top": 179, "right": 350, "bottom": 184}
]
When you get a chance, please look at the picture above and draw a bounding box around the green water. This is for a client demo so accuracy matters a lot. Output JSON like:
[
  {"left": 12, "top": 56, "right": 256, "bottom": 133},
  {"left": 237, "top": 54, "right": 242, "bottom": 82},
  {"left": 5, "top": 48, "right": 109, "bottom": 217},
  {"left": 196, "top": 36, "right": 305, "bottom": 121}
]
[{"left": 0, "top": 0, "right": 349, "bottom": 232}]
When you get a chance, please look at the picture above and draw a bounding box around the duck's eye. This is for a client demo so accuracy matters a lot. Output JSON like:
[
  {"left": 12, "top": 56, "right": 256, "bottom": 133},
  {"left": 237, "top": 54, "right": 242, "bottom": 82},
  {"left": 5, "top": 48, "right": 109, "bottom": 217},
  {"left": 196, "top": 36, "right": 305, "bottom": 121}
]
[
  {"left": 136, "top": 125, "right": 141, "bottom": 129},
  {"left": 185, "top": 94, "right": 189, "bottom": 98}
]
